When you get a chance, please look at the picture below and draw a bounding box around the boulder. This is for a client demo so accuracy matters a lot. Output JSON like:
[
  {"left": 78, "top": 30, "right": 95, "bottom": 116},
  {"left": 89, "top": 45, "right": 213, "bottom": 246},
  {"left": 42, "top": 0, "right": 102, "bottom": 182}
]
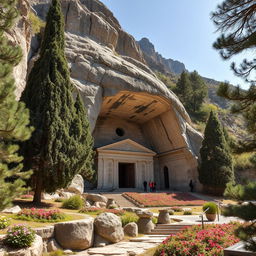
[
  {"left": 94, "top": 212, "right": 124, "bottom": 243},
  {"left": 58, "top": 191, "right": 76, "bottom": 199},
  {"left": 2, "top": 205, "right": 21, "bottom": 214},
  {"left": 86, "top": 193, "right": 108, "bottom": 203},
  {"left": 98, "top": 202, "right": 107, "bottom": 208},
  {"left": 157, "top": 210, "right": 170, "bottom": 224},
  {"left": 67, "top": 174, "right": 84, "bottom": 194},
  {"left": 0, "top": 235, "right": 43, "bottom": 256},
  {"left": 42, "top": 193, "right": 59, "bottom": 200},
  {"left": 137, "top": 218, "right": 154, "bottom": 234},
  {"left": 123, "top": 222, "right": 138, "bottom": 237},
  {"left": 54, "top": 218, "right": 94, "bottom": 250}
]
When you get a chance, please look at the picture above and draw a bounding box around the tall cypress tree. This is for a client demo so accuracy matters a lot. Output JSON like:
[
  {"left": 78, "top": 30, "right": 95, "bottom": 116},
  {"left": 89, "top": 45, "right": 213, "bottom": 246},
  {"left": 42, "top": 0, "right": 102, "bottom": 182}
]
[
  {"left": 21, "top": 0, "right": 94, "bottom": 203},
  {"left": 198, "top": 111, "right": 234, "bottom": 194},
  {"left": 0, "top": 0, "right": 33, "bottom": 210}
]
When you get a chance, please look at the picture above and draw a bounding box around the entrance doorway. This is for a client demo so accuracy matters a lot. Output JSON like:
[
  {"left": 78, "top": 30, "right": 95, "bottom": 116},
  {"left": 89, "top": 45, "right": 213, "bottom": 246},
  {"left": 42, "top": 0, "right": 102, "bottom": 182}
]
[
  {"left": 118, "top": 163, "right": 135, "bottom": 188},
  {"left": 164, "top": 166, "right": 169, "bottom": 189}
]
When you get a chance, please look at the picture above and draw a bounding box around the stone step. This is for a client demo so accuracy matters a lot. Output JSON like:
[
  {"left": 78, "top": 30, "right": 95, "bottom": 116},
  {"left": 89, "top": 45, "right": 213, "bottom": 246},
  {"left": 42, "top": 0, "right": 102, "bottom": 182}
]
[
  {"left": 155, "top": 226, "right": 187, "bottom": 230},
  {"left": 149, "top": 230, "right": 180, "bottom": 235}
]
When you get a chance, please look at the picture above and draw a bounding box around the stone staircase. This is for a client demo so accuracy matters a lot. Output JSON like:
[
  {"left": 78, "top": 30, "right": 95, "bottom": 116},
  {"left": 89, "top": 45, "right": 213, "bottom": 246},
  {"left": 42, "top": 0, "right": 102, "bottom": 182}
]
[{"left": 148, "top": 223, "right": 192, "bottom": 236}]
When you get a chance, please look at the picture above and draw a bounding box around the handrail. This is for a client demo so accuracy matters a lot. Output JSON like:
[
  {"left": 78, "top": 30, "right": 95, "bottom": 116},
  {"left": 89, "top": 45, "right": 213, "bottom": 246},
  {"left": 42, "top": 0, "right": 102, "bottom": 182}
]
[
  {"left": 199, "top": 202, "right": 221, "bottom": 229},
  {"left": 199, "top": 207, "right": 209, "bottom": 229}
]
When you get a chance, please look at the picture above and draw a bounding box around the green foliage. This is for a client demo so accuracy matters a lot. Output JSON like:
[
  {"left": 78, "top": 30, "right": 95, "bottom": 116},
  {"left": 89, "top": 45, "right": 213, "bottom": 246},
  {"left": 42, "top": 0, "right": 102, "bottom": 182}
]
[
  {"left": 121, "top": 212, "right": 139, "bottom": 227},
  {"left": 203, "top": 202, "right": 218, "bottom": 214},
  {"left": 28, "top": 12, "right": 45, "bottom": 34},
  {"left": 0, "top": 216, "right": 11, "bottom": 229},
  {"left": 0, "top": 0, "right": 33, "bottom": 211},
  {"left": 198, "top": 111, "right": 234, "bottom": 193},
  {"left": 20, "top": 0, "right": 94, "bottom": 203},
  {"left": 233, "top": 153, "right": 256, "bottom": 171},
  {"left": 223, "top": 182, "right": 256, "bottom": 251},
  {"left": 213, "top": 0, "right": 256, "bottom": 153},
  {"left": 155, "top": 71, "right": 177, "bottom": 90},
  {"left": 174, "top": 71, "right": 207, "bottom": 114},
  {"left": 212, "top": 1, "right": 256, "bottom": 84},
  {"left": 4, "top": 225, "right": 35, "bottom": 248},
  {"left": 62, "top": 195, "right": 84, "bottom": 210},
  {"left": 183, "top": 210, "right": 192, "bottom": 215}
]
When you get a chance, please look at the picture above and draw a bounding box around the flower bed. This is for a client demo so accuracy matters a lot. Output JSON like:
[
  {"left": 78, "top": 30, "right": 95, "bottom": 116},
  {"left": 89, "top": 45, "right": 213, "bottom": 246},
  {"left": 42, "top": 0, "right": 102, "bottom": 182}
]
[
  {"left": 155, "top": 223, "right": 240, "bottom": 256},
  {"left": 15, "top": 208, "right": 66, "bottom": 222},
  {"left": 79, "top": 207, "right": 125, "bottom": 216},
  {"left": 124, "top": 192, "right": 206, "bottom": 207}
]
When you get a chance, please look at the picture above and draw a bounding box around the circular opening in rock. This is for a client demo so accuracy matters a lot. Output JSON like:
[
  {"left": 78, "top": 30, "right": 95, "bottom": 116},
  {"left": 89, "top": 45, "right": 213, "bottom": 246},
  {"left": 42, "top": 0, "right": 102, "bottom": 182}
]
[{"left": 116, "top": 128, "right": 125, "bottom": 137}]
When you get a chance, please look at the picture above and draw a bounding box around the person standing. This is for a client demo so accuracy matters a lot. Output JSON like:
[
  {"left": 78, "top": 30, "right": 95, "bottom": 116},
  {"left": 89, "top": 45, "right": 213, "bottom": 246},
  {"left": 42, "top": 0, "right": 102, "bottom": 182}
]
[
  {"left": 189, "top": 180, "right": 194, "bottom": 192},
  {"left": 149, "top": 181, "right": 152, "bottom": 192},
  {"left": 143, "top": 181, "right": 147, "bottom": 192}
]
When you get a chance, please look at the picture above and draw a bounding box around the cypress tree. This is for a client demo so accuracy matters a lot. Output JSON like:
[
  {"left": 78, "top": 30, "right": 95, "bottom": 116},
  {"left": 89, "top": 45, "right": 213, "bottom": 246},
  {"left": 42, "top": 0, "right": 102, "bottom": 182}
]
[
  {"left": 198, "top": 111, "right": 234, "bottom": 194},
  {"left": 20, "top": 0, "right": 94, "bottom": 203},
  {"left": 0, "top": 0, "right": 33, "bottom": 210}
]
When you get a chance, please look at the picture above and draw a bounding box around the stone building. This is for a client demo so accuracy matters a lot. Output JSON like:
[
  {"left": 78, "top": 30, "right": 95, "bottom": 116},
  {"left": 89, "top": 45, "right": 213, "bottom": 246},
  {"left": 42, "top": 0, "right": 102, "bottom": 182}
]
[{"left": 93, "top": 92, "right": 200, "bottom": 191}]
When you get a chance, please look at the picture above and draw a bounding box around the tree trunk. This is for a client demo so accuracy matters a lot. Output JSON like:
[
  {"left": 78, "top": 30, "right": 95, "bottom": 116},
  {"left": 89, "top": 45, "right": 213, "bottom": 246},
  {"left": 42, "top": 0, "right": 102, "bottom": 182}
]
[{"left": 33, "top": 177, "right": 42, "bottom": 204}]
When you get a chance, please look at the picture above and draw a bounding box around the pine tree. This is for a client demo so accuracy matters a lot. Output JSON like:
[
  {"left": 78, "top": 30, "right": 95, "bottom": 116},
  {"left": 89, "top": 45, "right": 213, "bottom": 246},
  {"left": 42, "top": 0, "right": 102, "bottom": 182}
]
[
  {"left": 173, "top": 71, "right": 192, "bottom": 110},
  {"left": 189, "top": 71, "right": 208, "bottom": 112},
  {"left": 223, "top": 182, "right": 256, "bottom": 251},
  {"left": 174, "top": 71, "right": 207, "bottom": 114},
  {"left": 20, "top": 0, "right": 94, "bottom": 203},
  {"left": 0, "top": 0, "right": 33, "bottom": 210},
  {"left": 198, "top": 111, "right": 234, "bottom": 194},
  {"left": 212, "top": 0, "right": 256, "bottom": 84}
]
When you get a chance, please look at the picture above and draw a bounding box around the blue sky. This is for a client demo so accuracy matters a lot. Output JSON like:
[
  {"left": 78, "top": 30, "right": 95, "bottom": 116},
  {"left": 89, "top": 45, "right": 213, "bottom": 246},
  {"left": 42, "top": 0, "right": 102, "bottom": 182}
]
[{"left": 100, "top": 0, "right": 249, "bottom": 89}]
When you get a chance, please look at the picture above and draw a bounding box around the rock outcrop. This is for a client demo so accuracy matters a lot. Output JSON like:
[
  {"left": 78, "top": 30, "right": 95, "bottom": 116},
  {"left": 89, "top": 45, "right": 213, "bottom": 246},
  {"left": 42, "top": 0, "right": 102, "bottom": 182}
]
[
  {"left": 138, "top": 37, "right": 186, "bottom": 75},
  {"left": 28, "top": 0, "right": 202, "bottom": 158}
]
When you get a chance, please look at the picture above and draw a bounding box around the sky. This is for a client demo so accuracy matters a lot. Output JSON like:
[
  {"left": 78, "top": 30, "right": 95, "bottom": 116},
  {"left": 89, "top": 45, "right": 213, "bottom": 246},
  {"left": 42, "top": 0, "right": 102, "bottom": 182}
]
[{"left": 100, "top": 0, "right": 249, "bottom": 89}]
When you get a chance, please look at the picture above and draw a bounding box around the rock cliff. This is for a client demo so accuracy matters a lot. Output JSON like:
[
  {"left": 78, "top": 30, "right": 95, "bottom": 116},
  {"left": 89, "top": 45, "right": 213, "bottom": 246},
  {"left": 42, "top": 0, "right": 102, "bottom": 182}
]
[
  {"left": 16, "top": 0, "right": 202, "bottom": 156},
  {"left": 138, "top": 37, "right": 186, "bottom": 75}
]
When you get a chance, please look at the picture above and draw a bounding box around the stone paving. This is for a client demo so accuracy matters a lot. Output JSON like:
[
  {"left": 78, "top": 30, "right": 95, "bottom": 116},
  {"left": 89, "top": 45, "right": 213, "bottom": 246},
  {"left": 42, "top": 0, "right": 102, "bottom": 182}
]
[{"left": 72, "top": 235, "right": 167, "bottom": 256}]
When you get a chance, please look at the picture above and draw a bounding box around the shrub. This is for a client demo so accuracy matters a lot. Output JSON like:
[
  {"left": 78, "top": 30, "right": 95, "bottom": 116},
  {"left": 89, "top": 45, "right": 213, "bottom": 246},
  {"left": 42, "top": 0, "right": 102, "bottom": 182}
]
[
  {"left": 171, "top": 206, "right": 183, "bottom": 212},
  {"left": 203, "top": 202, "right": 218, "bottom": 214},
  {"left": 183, "top": 210, "right": 192, "bottom": 215},
  {"left": 152, "top": 217, "right": 157, "bottom": 224},
  {"left": 155, "top": 223, "right": 240, "bottom": 256},
  {"left": 0, "top": 216, "right": 11, "bottom": 229},
  {"left": 121, "top": 213, "right": 139, "bottom": 226},
  {"left": 4, "top": 225, "right": 35, "bottom": 248},
  {"left": 169, "top": 210, "right": 174, "bottom": 215},
  {"left": 28, "top": 12, "right": 45, "bottom": 34},
  {"left": 62, "top": 195, "right": 84, "bottom": 210},
  {"left": 16, "top": 208, "right": 66, "bottom": 222}
]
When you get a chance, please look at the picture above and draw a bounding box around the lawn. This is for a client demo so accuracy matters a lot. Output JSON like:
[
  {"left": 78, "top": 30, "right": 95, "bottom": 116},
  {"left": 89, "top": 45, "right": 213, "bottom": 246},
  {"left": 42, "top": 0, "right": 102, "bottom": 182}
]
[{"left": 124, "top": 192, "right": 206, "bottom": 207}]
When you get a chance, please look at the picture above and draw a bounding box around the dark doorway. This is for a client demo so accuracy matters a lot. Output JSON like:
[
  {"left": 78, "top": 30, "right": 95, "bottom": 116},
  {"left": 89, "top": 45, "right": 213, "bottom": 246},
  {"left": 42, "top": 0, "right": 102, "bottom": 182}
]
[
  {"left": 164, "top": 166, "right": 170, "bottom": 189},
  {"left": 119, "top": 163, "right": 135, "bottom": 188}
]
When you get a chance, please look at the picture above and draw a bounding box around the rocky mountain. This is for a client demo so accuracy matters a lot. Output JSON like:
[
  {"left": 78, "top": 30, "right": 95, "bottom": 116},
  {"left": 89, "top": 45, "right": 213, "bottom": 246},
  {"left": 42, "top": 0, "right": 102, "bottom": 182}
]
[
  {"left": 138, "top": 38, "right": 186, "bottom": 75},
  {"left": 13, "top": 0, "right": 203, "bottom": 156}
]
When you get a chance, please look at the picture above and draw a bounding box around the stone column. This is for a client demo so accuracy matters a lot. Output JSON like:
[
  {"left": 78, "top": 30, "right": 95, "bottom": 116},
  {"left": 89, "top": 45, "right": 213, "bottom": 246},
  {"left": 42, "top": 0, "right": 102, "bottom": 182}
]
[
  {"left": 97, "top": 157, "right": 104, "bottom": 189},
  {"left": 113, "top": 160, "right": 118, "bottom": 189}
]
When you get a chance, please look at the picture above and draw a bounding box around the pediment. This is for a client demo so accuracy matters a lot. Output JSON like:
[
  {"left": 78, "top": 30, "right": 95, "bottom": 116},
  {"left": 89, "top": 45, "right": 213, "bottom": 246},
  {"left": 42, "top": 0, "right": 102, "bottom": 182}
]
[{"left": 97, "top": 139, "right": 156, "bottom": 155}]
